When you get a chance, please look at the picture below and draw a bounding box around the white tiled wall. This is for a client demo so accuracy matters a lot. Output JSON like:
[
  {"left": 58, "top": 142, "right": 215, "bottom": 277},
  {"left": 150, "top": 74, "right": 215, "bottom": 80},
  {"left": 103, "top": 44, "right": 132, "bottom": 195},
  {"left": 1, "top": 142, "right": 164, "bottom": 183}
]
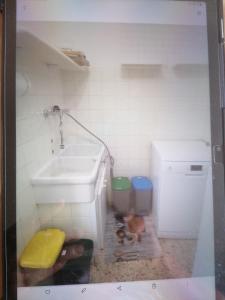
[
  {"left": 37, "top": 202, "right": 98, "bottom": 243},
  {"left": 61, "top": 63, "right": 210, "bottom": 177},
  {"left": 19, "top": 22, "right": 211, "bottom": 178},
  {"left": 16, "top": 50, "right": 64, "bottom": 256},
  {"left": 21, "top": 23, "right": 208, "bottom": 66}
]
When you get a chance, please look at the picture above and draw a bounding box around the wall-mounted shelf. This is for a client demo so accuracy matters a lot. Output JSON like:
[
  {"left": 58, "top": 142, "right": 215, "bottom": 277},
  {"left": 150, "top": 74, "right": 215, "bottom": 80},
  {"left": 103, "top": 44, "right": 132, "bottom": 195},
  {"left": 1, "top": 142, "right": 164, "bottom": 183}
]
[
  {"left": 173, "top": 63, "right": 208, "bottom": 76},
  {"left": 173, "top": 63, "right": 208, "bottom": 69},
  {"left": 121, "top": 64, "right": 162, "bottom": 68},
  {"left": 121, "top": 63, "right": 207, "bottom": 68},
  {"left": 16, "top": 30, "right": 89, "bottom": 71}
]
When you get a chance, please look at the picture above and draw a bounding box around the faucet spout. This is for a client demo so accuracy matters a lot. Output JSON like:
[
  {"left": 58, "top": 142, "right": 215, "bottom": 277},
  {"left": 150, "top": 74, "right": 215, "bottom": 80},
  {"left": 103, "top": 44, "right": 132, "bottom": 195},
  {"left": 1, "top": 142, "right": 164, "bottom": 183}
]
[
  {"left": 59, "top": 111, "right": 64, "bottom": 149},
  {"left": 43, "top": 105, "right": 69, "bottom": 149}
]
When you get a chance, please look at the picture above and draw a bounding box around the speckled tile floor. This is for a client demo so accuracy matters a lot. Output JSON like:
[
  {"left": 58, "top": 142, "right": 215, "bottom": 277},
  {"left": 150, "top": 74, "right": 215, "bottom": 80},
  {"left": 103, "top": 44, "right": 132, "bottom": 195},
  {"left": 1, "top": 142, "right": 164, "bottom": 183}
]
[
  {"left": 90, "top": 238, "right": 196, "bottom": 283},
  {"left": 90, "top": 211, "right": 197, "bottom": 283}
]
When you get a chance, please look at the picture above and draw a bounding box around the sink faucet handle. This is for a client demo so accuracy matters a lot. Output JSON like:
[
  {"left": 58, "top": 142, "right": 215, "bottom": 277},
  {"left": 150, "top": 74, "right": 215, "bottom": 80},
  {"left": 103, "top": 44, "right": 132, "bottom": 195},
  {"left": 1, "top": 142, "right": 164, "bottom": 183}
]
[
  {"left": 52, "top": 105, "right": 61, "bottom": 112},
  {"left": 43, "top": 105, "right": 69, "bottom": 118},
  {"left": 52, "top": 105, "right": 69, "bottom": 114},
  {"left": 43, "top": 105, "right": 61, "bottom": 118}
]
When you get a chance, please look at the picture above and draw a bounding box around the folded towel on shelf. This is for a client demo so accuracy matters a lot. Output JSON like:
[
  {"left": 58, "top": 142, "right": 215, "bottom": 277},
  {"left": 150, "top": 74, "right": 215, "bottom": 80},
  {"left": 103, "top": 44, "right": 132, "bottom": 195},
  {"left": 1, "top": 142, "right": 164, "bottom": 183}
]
[{"left": 61, "top": 49, "right": 90, "bottom": 67}]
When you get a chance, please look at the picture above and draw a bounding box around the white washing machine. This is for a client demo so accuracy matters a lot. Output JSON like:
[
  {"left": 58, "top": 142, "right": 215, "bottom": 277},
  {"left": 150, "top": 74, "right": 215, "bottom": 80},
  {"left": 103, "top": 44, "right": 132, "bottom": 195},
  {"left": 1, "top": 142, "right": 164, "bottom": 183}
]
[{"left": 151, "top": 140, "right": 211, "bottom": 239}]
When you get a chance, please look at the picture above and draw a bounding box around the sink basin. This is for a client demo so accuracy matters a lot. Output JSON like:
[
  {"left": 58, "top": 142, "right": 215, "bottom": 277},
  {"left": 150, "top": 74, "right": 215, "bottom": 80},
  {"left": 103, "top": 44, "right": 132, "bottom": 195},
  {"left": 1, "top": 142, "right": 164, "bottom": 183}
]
[
  {"left": 32, "top": 157, "right": 100, "bottom": 184},
  {"left": 31, "top": 143, "right": 105, "bottom": 203},
  {"left": 59, "top": 143, "right": 102, "bottom": 157}
]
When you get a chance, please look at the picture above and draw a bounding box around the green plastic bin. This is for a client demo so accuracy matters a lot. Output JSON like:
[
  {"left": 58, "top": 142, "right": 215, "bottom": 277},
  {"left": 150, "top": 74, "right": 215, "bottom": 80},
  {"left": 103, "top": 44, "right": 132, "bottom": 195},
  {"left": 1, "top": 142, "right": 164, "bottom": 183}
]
[{"left": 112, "top": 177, "right": 131, "bottom": 214}]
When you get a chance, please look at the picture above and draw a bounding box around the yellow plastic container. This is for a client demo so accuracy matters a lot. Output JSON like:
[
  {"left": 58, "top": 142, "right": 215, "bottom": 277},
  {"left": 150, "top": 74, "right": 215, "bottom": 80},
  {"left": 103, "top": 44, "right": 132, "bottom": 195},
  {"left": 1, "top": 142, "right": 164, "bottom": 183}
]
[{"left": 20, "top": 228, "right": 65, "bottom": 269}]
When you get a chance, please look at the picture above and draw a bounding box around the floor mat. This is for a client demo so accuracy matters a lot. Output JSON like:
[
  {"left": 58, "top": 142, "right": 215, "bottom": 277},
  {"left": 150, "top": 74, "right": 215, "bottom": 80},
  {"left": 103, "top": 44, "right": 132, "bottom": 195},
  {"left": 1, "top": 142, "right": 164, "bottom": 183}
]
[{"left": 104, "top": 211, "right": 162, "bottom": 263}]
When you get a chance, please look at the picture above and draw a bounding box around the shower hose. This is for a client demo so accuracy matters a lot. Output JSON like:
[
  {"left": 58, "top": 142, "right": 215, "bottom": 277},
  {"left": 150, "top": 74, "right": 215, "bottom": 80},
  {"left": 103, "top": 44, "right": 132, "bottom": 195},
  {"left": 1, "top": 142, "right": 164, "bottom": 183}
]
[{"left": 64, "top": 111, "right": 114, "bottom": 178}]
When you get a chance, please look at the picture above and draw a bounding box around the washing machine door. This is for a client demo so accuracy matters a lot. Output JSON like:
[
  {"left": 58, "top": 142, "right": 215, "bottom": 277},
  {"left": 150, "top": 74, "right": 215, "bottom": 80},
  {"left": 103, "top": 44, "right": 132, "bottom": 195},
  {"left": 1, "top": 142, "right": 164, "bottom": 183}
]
[{"left": 157, "top": 161, "right": 210, "bottom": 239}]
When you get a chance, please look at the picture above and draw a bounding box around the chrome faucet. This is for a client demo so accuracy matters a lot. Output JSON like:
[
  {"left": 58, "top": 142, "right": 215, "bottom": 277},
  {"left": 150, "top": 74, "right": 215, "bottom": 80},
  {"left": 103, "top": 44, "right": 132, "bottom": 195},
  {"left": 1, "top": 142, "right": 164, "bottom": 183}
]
[
  {"left": 59, "top": 112, "right": 64, "bottom": 149},
  {"left": 43, "top": 105, "right": 68, "bottom": 149},
  {"left": 53, "top": 106, "right": 65, "bottom": 149}
]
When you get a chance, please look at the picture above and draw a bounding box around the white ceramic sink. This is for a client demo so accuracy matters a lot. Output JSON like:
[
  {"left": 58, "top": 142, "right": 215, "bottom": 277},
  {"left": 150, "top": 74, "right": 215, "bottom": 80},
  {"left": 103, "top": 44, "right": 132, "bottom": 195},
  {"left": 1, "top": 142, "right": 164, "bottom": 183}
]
[
  {"left": 31, "top": 143, "right": 105, "bottom": 203},
  {"left": 32, "top": 157, "right": 100, "bottom": 184},
  {"left": 59, "top": 143, "right": 102, "bottom": 157}
]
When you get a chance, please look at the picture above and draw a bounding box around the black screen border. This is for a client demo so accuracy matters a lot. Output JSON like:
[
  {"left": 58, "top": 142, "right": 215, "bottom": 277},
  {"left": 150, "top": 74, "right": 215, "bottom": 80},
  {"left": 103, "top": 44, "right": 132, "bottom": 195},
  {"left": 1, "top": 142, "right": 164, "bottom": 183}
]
[{"left": 3, "top": 0, "right": 16, "bottom": 299}]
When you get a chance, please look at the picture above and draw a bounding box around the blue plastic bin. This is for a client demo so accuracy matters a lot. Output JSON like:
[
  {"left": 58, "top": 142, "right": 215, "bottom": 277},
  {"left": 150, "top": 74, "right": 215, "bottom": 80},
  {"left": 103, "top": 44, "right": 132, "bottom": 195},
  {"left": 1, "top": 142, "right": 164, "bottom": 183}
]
[{"left": 131, "top": 176, "right": 153, "bottom": 216}]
